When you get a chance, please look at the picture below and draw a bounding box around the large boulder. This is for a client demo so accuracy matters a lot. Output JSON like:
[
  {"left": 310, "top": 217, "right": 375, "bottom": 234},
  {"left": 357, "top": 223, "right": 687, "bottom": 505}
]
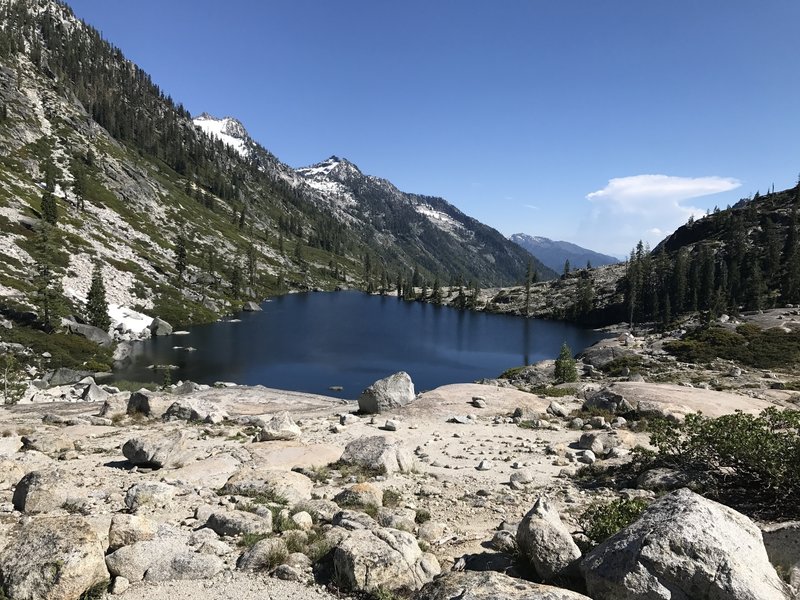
[
  {"left": 237, "top": 538, "right": 289, "bottom": 571},
  {"left": 81, "top": 382, "right": 109, "bottom": 403},
  {"left": 0, "top": 515, "right": 109, "bottom": 600},
  {"left": 105, "top": 535, "right": 222, "bottom": 582},
  {"left": 46, "top": 368, "right": 94, "bottom": 387},
  {"left": 222, "top": 467, "right": 314, "bottom": 505},
  {"left": 12, "top": 469, "right": 70, "bottom": 513},
  {"left": 108, "top": 514, "right": 158, "bottom": 550},
  {"left": 340, "top": 435, "right": 414, "bottom": 475},
  {"left": 256, "top": 411, "right": 302, "bottom": 441},
  {"left": 205, "top": 510, "right": 272, "bottom": 537},
  {"left": 579, "top": 339, "right": 636, "bottom": 369},
  {"left": 577, "top": 431, "right": 622, "bottom": 457},
  {"left": 126, "top": 389, "right": 172, "bottom": 418},
  {"left": 66, "top": 321, "right": 112, "bottom": 347},
  {"left": 149, "top": 317, "right": 173, "bottom": 336},
  {"left": 163, "top": 398, "right": 227, "bottom": 423},
  {"left": 333, "top": 527, "right": 440, "bottom": 592},
  {"left": 124, "top": 482, "right": 176, "bottom": 512},
  {"left": 583, "top": 387, "right": 635, "bottom": 415},
  {"left": 516, "top": 497, "right": 582, "bottom": 582},
  {"left": 581, "top": 489, "right": 791, "bottom": 600},
  {"left": 122, "top": 431, "right": 187, "bottom": 468},
  {"left": 242, "top": 301, "right": 262, "bottom": 312},
  {"left": 417, "top": 571, "right": 593, "bottom": 600},
  {"left": 358, "top": 371, "right": 415, "bottom": 414}
]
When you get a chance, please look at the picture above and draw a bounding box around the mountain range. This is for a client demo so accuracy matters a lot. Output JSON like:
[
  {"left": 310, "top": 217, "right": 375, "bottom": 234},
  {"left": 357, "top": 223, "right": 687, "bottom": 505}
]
[
  {"left": 0, "top": 0, "right": 553, "bottom": 330},
  {"left": 508, "top": 233, "right": 620, "bottom": 274}
]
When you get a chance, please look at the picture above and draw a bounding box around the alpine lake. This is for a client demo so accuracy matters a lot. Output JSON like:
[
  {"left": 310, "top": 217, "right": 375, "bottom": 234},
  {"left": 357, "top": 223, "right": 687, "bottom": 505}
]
[{"left": 115, "top": 291, "right": 604, "bottom": 398}]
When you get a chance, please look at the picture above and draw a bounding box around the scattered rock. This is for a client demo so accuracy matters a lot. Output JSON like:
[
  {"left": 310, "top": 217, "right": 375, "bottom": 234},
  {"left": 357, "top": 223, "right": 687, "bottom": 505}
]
[
  {"left": 108, "top": 514, "right": 159, "bottom": 550},
  {"left": 577, "top": 431, "right": 621, "bottom": 456},
  {"left": 149, "top": 317, "right": 173, "bottom": 336},
  {"left": 547, "top": 400, "right": 569, "bottom": 418},
  {"left": 340, "top": 435, "right": 414, "bottom": 475},
  {"left": 81, "top": 382, "right": 110, "bottom": 403},
  {"left": 122, "top": 431, "right": 187, "bottom": 468},
  {"left": 636, "top": 467, "right": 694, "bottom": 492},
  {"left": 256, "top": 411, "right": 302, "bottom": 441},
  {"left": 125, "top": 482, "right": 176, "bottom": 512},
  {"left": 358, "top": 371, "right": 415, "bottom": 414},
  {"left": 516, "top": 496, "right": 582, "bottom": 581},
  {"left": 335, "top": 483, "right": 383, "bottom": 509},
  {"left": 237, "top": 538, "right": 288, "bottom": 571},
  {"left": 206, "top": 510, "right": 272, "bottom": 537},
  {"left": 583, "top": 387, "right": 635, "bottom": 414},
  {"left": 66, "top": 320, "right": 113, "bottom": 347},
  {"left": 127, "top": 389, "right": 171, "bottom": 418}
]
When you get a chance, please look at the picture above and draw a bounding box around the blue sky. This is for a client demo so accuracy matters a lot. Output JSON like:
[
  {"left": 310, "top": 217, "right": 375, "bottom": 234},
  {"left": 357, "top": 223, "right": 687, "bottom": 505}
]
[{"left": 67, "top": 1, "right": 800, "bottom": 256}]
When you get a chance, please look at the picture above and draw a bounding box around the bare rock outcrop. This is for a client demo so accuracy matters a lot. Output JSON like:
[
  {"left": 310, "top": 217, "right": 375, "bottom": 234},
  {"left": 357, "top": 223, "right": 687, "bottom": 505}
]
[
  {"left": 581, "top": 488, "right": 791, "bottom": 600},
  {"left": 417, "top": 571, "right": 593, "bottom": 600}
]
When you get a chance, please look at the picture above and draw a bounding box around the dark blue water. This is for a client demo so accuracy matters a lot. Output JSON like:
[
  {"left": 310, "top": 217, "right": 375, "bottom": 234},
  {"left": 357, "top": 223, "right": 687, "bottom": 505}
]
[{"left": 116, "top": 292, "right": 602, "bottom": 397}]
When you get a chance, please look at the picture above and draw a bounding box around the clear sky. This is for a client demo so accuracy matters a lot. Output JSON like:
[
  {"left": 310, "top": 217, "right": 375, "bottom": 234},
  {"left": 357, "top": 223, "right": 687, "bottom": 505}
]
[{"left": 66, "top": 0, "right": 800, "bottom": 257}]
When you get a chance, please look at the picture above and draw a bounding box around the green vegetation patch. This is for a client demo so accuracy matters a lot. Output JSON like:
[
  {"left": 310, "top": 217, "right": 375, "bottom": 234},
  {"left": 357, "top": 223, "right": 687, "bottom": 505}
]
[
  {"left": 0, "top": 325, "right": 112, "bottom": 371},
  {"left": 644, "top": 408, "right": 800, "bottom": 518},
  {"left": 664, "top": 324, "right": 800, "bottom": 369},
  {"left": 580, "top": 497, "right": 650, "bottom": 544}
]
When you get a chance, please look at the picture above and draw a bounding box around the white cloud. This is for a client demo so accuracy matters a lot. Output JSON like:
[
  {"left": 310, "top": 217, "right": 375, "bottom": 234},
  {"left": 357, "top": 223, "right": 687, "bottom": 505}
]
[
  {"left": 578, "top": 174, "right": 741, "bottom": 255},
  {"left": 586, "top": 174, "right": 740, "bottom": 213}
]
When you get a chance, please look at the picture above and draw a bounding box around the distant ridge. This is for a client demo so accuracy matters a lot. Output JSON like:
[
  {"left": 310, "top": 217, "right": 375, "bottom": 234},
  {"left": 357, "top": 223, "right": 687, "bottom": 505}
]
[{"left": 509, "top": 233, "right": 620, "bottom": 273}]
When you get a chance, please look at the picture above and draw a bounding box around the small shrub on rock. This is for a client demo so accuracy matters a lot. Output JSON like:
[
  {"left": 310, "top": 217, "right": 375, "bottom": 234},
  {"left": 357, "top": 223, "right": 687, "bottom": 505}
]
[
  {"left": 580, "top": 497, "right": 649, "bottom": 544},
  {"left": 415, "top": 508, "right": 431, "bottom": 524}
]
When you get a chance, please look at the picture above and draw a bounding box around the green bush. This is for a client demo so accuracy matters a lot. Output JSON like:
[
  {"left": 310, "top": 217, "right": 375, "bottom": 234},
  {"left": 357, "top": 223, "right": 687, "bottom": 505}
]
[
  {"left": 646, "top": 408, "right": 800, "bottom": 515},
  {"left": 664, "top": 324, "right": 800, "bottom": 369},
  {"left": 600, "top": 354, "right": 644, "bottom": 377},
  {"left": 580, "top": 497, "right": 650, "bottom": 544}
]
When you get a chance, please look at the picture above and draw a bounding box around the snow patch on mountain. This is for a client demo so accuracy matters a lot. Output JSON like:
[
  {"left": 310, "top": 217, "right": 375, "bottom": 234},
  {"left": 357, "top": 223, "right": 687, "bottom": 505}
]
[
  {"left": 413, "top": 203, "right": 465, "bottom": 235},
  {"left": 193, "top": 113, "right": 250, "bottom": 158}
]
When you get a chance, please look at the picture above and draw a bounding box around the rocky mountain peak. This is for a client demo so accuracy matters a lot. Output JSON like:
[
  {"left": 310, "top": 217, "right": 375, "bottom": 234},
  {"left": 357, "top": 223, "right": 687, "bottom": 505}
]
[{"left": 192, "top": 113, "right": 251, "bottom": 157}]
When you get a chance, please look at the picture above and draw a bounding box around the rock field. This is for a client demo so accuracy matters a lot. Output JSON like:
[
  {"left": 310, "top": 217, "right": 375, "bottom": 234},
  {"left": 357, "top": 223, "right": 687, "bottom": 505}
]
[{"left": 0, "top": 316, "right": 798, "bottom": 599}]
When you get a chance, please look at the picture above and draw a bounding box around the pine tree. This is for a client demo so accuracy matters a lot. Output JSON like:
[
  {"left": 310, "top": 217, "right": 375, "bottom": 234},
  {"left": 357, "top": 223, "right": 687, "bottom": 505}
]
[
  {"left": 71, "top": 163, "right": 86, "bottom": 211},
  {"left": 432, "top": 277, "right": 442, "bottom": 305},
  {"left": 554, "top": 342, "right": 578, "bottom": 383},
  {"left": 40, "top": 190, "right": 57, "bottom": 225},
  {"left": 230, "top": 258, "right": 242, "bottom": 298},
  {"left": 0, "top": 352, "right": 26, "bottom": 405},
  {"left": 86, "top": 261, "right": 111, "bottom": 331},
  {"left": 563, "top": 259, "right": 571, "bottom": 278},
  {"left": 246, "top": 242, "right": 257, "bottom": 287},
  {"left": 32, "top": 239, "right": 67, "bottom": 332},
  {"left": 525, "top": 259, "right": 533, "bottom": 317},
  {"left": 175, "top": 233, "right": 187, "bottom": 283}
]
